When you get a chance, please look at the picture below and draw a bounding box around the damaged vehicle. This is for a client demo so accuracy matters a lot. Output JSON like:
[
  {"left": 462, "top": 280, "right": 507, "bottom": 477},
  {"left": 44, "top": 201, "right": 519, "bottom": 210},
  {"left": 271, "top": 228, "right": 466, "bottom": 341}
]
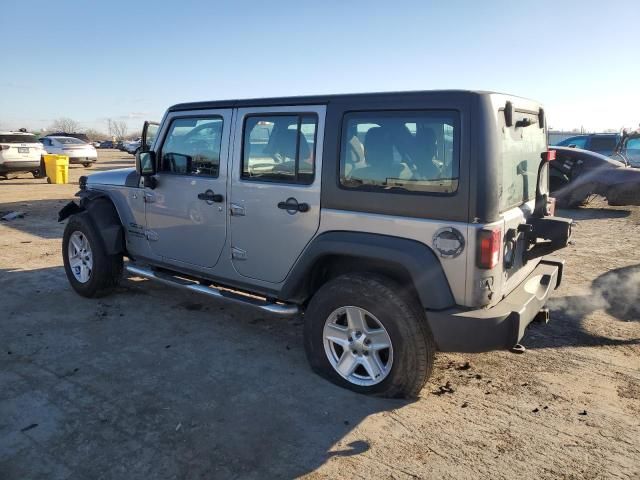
[
  {"left": 612, "top": 130, "right": 640, "bottom": 167},
  {"left": 58, "top": 91, "right": 572, "bottom": 398},
  {"left": 550, "top": 146, "right": 640, "bottom": 208}
]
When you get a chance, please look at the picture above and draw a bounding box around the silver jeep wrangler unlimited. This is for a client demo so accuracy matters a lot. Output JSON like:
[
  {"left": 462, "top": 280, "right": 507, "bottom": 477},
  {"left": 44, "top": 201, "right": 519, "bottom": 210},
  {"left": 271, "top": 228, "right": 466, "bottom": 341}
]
[{"left": 59, "top": 90, "right": 571, "bottom": 398}]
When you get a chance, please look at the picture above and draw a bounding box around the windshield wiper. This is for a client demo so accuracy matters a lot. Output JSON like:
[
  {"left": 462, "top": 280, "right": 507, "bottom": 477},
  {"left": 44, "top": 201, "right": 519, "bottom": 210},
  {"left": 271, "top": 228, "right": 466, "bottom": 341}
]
[{"left": 515, "top": 117, "right": 538, "bottom": 128}]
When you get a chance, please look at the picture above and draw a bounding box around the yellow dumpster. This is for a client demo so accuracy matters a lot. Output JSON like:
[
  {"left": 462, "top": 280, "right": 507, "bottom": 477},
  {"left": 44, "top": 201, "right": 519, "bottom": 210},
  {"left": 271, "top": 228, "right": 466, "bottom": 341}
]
[{"left": 43, "top": 154, "right": 69, "bottom": 184}]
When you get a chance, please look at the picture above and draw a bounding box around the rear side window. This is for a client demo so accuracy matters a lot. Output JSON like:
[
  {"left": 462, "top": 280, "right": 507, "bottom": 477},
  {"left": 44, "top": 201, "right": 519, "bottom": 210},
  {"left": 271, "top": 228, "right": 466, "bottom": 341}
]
[
  {"left": 0, "top": 134, "right": 39, "bottom": 143},
  {"left": 339, "top": 111, "right": 459, "bottom": 194},
  {"left": 160, "top": 117, "right": 224, "bottom": 177},
  {"left": 242, "top": 114, "right": 317, "bottom": 184},
  {"left": 589, "top": 136, "right": 616, "bottom": 152}
]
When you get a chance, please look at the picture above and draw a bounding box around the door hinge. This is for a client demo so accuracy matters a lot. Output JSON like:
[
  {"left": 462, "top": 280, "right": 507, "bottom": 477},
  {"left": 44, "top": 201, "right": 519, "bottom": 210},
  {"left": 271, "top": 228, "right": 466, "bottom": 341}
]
[
  {"left": 230, "top": 203, "right": 245, "bottom": 216},
  {"left": 231, "top": 246, "right": 247, "bottom": 260},
  {"left": 146, "top": 230, "right": 159, "bottom": 241}
]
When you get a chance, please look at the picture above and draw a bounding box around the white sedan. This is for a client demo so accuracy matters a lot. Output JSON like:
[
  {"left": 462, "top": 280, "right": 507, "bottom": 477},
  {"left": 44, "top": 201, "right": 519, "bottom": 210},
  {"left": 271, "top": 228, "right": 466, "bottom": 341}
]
[{"left": 40, "top": 136, "right": 97, "bottom": 167}]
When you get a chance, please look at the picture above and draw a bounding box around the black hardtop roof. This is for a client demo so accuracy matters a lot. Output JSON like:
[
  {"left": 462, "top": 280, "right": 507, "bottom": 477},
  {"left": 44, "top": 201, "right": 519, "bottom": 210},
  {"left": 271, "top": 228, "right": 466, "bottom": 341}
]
[{"left": 168, "top": 89, "right": 524, "bottom": 112}]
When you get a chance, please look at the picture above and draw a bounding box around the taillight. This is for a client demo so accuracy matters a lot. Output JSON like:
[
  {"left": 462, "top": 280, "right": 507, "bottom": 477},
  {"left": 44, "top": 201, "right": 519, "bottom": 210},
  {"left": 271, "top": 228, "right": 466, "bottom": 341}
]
[
  {"left": 477, "top": 228, "right": 502, "bottom": 269},
  {"left": 541, "top": 150, "right": 556, "bottom": 161}
]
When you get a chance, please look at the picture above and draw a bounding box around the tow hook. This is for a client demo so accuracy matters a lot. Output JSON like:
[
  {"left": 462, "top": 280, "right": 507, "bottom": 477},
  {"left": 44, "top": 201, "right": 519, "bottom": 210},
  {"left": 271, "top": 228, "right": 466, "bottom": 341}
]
[{"left": 534, "top": 307, "right": 550, "bottom": 324}]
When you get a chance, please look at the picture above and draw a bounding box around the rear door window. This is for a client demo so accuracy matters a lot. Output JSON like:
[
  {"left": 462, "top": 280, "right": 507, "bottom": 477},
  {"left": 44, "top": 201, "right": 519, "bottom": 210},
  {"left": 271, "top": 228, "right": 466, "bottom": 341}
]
[
  {"left": 242, "top": 114, "right": 317, "bottom": 184},
  {"left": 339, "top": 111, "right": 459, "bottom": 194}
]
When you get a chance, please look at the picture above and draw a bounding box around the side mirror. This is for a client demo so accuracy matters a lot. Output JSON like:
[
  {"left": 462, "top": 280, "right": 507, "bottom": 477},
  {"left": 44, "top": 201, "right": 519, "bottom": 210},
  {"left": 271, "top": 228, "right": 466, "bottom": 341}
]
[{"left": 136, "top": 151, "right": 156, "bottom": 176}]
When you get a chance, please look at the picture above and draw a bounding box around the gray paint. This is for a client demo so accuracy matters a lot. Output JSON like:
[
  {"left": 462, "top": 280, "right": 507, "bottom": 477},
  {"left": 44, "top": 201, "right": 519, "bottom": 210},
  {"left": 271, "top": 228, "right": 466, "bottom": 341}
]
[
  {"left": 229, "top": 105, "right": 326, "bottom": 283},
  {"left": 72, "top": 90, "right": 568, "bottom": 355},
  {"left": 143, "top": 108, "right": 233, "bottom": 269}
]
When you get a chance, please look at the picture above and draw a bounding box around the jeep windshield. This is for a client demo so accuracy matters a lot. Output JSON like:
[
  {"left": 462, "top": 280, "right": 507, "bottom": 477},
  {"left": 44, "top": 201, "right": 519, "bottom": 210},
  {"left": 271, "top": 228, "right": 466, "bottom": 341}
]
[{"left": 499, "top": 111, "right": 546, "bottom": 211}]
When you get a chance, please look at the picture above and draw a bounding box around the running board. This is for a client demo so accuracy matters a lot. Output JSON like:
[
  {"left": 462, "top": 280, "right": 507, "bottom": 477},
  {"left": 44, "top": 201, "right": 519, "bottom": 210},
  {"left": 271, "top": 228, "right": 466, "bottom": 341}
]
[{"left": 125, "top": 264, "right": 299, "bottom": 316}]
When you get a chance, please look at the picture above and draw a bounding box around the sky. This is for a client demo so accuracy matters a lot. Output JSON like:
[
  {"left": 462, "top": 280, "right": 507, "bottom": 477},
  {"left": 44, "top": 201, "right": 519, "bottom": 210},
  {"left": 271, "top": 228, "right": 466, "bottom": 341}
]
[{"left": 1, "top": 0, "right": 638, "bottom": 134}]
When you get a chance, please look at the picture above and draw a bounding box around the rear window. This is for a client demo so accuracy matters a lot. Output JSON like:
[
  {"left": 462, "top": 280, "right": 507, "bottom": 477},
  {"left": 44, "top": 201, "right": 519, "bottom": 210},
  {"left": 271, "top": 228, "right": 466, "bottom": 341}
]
[
  {"left": 0, "top": 134, "right": 39, "bottom": 144},
  {"left": 499, "top": 111, "right": 546, "bottom": 211},
  {"left": 54, "top": 137, "right": 86, "bottom": 144}
]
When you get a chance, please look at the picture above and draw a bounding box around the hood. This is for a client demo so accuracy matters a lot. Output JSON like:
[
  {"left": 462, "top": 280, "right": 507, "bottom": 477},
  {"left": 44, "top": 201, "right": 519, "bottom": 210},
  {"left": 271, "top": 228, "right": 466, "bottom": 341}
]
[{"left": 86, "top": 167, "right": 138, "bottom": 187}]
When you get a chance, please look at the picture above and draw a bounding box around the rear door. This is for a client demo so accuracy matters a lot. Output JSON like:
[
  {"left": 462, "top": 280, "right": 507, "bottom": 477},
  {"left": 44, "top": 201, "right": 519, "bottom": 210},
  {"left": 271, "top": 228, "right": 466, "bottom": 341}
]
[
  {"left": 144, "top": 109, "right": 232, "bottom": 269},
  {"left": 229, "top": 106, "right": 325, "bottom": 283},
  {"left": 498, "top": 106, "right": 548, "bottom": 298}
]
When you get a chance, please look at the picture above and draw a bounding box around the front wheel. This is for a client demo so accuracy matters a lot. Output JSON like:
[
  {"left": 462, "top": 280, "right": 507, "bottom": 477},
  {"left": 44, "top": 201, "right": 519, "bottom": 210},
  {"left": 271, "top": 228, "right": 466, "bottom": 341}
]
[
  {"left": 304, "top": 274, "right": 435, "bottom": 398},
  {"left": 62, "top": 212, "right": 123, "bottom": 298}
]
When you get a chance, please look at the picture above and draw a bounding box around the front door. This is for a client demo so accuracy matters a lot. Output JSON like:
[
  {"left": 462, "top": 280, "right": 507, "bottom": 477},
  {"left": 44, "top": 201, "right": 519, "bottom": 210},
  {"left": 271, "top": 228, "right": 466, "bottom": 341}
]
[
  {"left": 144, "top": 109, "right": 232, "bottom": 269},
  {"left": 229, "top": 106, "right": 325, "bottom": 283}
]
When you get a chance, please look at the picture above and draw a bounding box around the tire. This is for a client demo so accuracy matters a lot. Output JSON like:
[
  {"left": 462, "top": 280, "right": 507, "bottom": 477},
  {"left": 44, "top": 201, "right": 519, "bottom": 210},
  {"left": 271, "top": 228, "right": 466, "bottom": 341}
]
[
  {"left": 304, "top": 273, "right": 435, "bottom": 398},
  {"left": 82, "top": 162, "right": 91, "bottom": 168},
  {"left": 62, "top": 212, "right": 123, "bottom": 298},
  {"left": 36, "top": 159, "right": 47, "bottom": 178}
]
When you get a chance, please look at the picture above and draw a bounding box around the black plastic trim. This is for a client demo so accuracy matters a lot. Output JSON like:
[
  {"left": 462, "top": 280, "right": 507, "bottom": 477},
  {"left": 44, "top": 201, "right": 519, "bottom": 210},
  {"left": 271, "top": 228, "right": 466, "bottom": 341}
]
[
  {"left": 62, "top": 191, "right": 126, "bottom": 255},
  {"left": 279, "top": 231, "right": 455, "bottom": 310}
]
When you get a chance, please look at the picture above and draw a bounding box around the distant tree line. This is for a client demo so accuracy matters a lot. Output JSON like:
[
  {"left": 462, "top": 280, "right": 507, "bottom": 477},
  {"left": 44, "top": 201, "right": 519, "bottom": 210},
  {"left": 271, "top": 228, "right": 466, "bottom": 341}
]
[{"left": 43, "top": 117, "right": 140, "bottom": 141}]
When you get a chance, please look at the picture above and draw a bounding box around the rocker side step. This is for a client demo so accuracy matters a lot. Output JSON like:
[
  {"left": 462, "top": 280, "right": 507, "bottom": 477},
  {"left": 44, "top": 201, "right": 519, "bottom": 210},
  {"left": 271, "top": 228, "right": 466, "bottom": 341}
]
[{"left": 125, "top": 264, "right": 299, "bottom": 316}]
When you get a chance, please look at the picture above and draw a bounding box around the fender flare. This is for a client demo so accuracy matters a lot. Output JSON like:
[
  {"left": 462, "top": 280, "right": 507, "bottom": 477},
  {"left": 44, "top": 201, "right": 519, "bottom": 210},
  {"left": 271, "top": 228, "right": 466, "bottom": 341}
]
[
  {"left": 280, "top": 231, "right": 455, "bottom": 310},
  {"left": 59, "top": 190, "right": 125, "bottom": 255}
]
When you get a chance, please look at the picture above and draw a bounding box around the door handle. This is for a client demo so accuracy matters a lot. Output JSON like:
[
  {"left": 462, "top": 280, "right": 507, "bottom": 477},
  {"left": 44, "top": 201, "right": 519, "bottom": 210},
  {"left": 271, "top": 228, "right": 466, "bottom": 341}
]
[
  {"left": 277, "top": 197, "right": 310, "bottom": 214},
  {"left": 197, "top": 189, "right": 224, "bottom": 203}
]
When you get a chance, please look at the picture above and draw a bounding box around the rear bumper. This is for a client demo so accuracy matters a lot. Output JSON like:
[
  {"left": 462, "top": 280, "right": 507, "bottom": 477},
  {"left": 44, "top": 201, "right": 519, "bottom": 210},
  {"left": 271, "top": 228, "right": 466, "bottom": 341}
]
[
  {"left": 428, "top": 256, "right": 564, "bottom": 352},
  {"left": 0, "top": 160, "right": 41, "bottom": 173}
]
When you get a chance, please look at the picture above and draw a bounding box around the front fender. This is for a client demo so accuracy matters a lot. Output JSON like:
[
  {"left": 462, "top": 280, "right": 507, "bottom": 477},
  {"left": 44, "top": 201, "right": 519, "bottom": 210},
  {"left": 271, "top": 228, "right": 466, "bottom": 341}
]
[{"left": 58, "top": 190, "right": 125, "bottom": 255}]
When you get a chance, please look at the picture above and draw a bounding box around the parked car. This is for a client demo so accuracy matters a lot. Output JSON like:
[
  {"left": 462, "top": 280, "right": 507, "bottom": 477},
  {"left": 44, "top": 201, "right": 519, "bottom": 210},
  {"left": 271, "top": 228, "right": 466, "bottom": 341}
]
[
  {"left": 46, "top": 132, "right": 91, "bottom": 144},
  {"left": 58, "top": 91, "right": 572, "bottom": 398},
  {"left": 553, "top": 133, "right": 620, "bottom": 156},
  {"left": 98, "top": 140, "right": 114, "bottom": 149},
  {"left": 0, "top": 131, "right": 45, "bottom": 178},
  {"left": 612, "top": 131, "right": 640, "bottom": 167},
  {"left": 115, "top": 141, "right": 125, "bottom": 151},
  {"left": 123, "top": 139, "right": 142, "bottom": 154},
  {"left": 549, "top": 146, "right": 640, "bottom": 207},
  {"left": 40, "top": 136, "right": 97, "bottom": 167}
]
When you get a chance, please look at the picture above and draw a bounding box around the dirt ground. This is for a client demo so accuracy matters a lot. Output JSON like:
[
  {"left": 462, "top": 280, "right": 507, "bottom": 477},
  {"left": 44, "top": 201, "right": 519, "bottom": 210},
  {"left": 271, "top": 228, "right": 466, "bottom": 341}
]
[{"left": 1, "top": 150, "right": 639, "bottom": 479}]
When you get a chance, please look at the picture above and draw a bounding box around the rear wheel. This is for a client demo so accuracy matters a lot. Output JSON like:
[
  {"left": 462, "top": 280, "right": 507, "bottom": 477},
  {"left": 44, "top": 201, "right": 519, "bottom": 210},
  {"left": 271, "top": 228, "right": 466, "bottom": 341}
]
[
  {"left": 62, "top": 212, "right": 123, "bottom": 298},
  {"left": 304, "top": 273, "right": 435, "bottom": 398}
]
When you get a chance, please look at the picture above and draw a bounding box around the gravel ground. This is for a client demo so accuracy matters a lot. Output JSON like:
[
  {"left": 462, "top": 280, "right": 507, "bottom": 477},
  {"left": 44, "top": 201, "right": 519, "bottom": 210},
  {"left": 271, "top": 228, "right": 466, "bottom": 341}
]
[{"left": 1, "top": 150, "right": 639, "bottom": 479}]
